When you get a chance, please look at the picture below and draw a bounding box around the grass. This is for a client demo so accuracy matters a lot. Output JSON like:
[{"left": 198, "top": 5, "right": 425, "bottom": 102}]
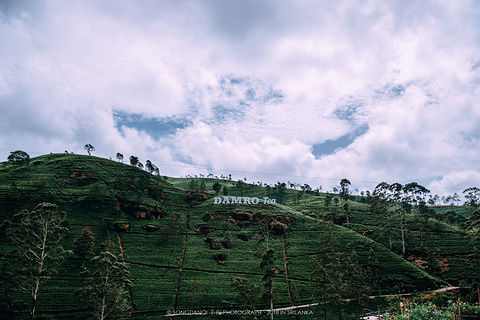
[{"left": 0, "top": 153, "right": 478, "bottom": 319}]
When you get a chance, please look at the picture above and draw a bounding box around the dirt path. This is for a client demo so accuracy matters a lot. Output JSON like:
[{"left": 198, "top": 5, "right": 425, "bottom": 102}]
[
  {"left": 165, "top": 286, "right": 462, "bottom": 317},
  {"left": 173, "top": 211, "right": 190, "bottom": 310},
  {"left": 281, "top": 235, "right": 294, "bottom": 305},
  {"left": 117, "top": 233, "right": 136, "bottom": 311}
]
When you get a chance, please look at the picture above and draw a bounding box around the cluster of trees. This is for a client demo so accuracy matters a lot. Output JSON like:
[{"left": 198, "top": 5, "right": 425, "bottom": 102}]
[
  {"left": 370, "top": 182, "right": 432, "bottom": 254},
  {"left": 125, "top": 155, "right": 160, "bottom": 175},
  {"left": 230, "top": 216, "right": 371, "bottom": 320},
  {"left": 2, "top": 203, "right": 131, "bottom": 319},
  {"left": 82, "top": 144, "right": 161, "bottom": 176}
]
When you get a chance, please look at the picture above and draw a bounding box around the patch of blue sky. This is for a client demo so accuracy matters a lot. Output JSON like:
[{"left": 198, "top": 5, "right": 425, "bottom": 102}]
[
  {"left": 312, "top": 125, "right": 369, "bottom": 158},
  {"left": 374, "top": 84, "right": 406, "bottom": 100},
  {"left": 219, "top": 75, "right": 283, "bottom": 104},
  {"left": 334, "top": 100, "right": 365, "bottom": 121},
  {"left": 113, "top": 111, "right": 189, "bottom": 138},
  {"left": 212, "top": 105, "right": 246, "bottom": 123}
]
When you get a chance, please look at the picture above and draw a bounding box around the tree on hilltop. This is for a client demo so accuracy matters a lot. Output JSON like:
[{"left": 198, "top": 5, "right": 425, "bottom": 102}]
[
  {"left": 145, "top": 160, "right": 160, "bottom": 175},
  {"left": 84, "top": 144, "right": 95, "bottom": 155},
  {"left": 129, "top": 155, "right": 139, "bottom": 167},
  {"left": 8, "top": 150, "right": 30, "bottom": 165},
  {"left": 116, "top": 153, "right": 123, "bottom": 162},
  {"left": 464, "top": 187, "right": 480, "bottom": 209}
]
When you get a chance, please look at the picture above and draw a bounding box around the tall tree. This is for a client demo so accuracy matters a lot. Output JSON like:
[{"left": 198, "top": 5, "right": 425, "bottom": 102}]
[
  {"left": 6, "top": 203, "right": 70, "bottom": 319},
  {"left": 253, "top": 212, "right": 275, "bottom": 251},
  {"left": 339, "top": 179, "right": 351, "bottom": 227},
  {"left": 230, "top": 276, "right": 261, "bottom": 310},
  {"left": 260, "top": 248, "right": 276, "bottom": 320},
  {"left": 236, "top": 180, "right": 246, "bottom": 197},
  {"left": 83, "top": 250, "right": 132, "bottom": 320},
  {"left": 310, "top": 223, "right": 371, "bottom": 320},
  {"left": 273, "top": 182, "right": 286, "bottom": 203},
  {"left": 464, "top": 187, "right": 480, "bottom": 209},
  {"left": 404, "top": 182, "right": 430, "bottom": 250},
  {"left": 74, "top": 227, "right": 95, "bottom": 269},
  {"left": 84, "top": 144, "right": 95, "bottom": 156},
  {"left": 371, "top": 182, "right": 393, "bottom": 250}
]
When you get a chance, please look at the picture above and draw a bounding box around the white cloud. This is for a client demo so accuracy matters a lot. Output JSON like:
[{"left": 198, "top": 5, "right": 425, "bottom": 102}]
[
  {"left": 428, "top": 170, "right": 480, "bottom": 197},
  {"left": 1, "top": 0, "right": 480, "bottom": 195}
]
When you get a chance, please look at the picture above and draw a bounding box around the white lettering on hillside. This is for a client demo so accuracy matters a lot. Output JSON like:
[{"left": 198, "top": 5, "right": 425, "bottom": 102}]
[{"left": 213, "top": 196, "right": 276, "bottom": 205}]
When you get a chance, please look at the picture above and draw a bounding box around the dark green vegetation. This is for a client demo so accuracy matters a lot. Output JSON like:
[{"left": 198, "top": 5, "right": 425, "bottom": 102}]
[{"left": 0, "top": 153, "right": 479, "bottom": 319}]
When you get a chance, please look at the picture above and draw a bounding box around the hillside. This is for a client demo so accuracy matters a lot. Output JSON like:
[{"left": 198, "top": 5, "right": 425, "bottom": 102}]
[{"left": 0, "top": 153, "right": 477, "bottom": 319}]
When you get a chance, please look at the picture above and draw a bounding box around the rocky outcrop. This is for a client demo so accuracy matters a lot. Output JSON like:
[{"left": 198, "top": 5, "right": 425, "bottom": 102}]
[
  {"left": 185, "top": 191, "right": 211, "bottom": 205},
  {"left": 196, "top": 224, "right": 216, "bottom": 235},
  {"left": 210, "top": 242, "right": 223, "bottom": 250},
  {"left": 142, "top": 224, "right": 160, "bottom": 232},
  {"left": 119, "top": 201, "right": 165, "bottom": 219},
  {"left": 214, "top": 253, "right": 226, "bottom": 265},
  {"left": 113, "top": 222, "right": 130, "bottom": 232},
  {"left": 237, "top": 233, "right": 250, "bottom": 241}
]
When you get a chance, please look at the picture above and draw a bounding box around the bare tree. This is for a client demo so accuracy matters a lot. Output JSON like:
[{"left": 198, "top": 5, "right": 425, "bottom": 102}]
[
  {"left": 83, "top": 250, "right": 132, "bottom": 320},
  {"left": 7, "top": 203, "right": 69, "bottom": 319}
]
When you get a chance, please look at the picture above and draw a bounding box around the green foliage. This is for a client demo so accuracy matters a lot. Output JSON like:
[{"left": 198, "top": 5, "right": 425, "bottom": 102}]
[
  {"left": 230, "top": 276, "right": 261, "bottom": 310},
  {"left": 145, "top": 160, "right": 159, "bottom": 175},
  {"left": 260, "top": 248, "right": 276, "bottom": 313},
  {"left": 310, "top": 223, "right": 372, "bottom": 319},
  {"left": 129, "top": 155, "right": 139, "bottom": 167},
  {"left": 187, "top": 277, "right": 211, "bottom": 308},
  {"left": 464, "top": 187, "right": 480, "bottom": 208},
  {"left": 6, "top": 202, "right": 70, "bottom": 319},
  {"left": 273, "top": 182, "right": 286, "bottom": 203},
  {"left": 82, "top": 250, "right": 132, "bottom": 320},
  {"left": 74, "top": 227, "right": 95, "bottom": 268},
  {"left": 1, "top": 153, "right": 479, "bottom": 318},
  {"left": 212, "top": 181, "right": 221, "bottom": 193},
  {"left": 395, "top": 303, "right": 452, "bottom": 319},
  {"left": 7, "top": 150, "right": 30, "bottom": 165}
]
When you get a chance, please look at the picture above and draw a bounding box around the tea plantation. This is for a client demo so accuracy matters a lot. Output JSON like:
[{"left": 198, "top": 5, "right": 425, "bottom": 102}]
[{"left": 0, "top": 153, "right": 478, "bottom": 319}]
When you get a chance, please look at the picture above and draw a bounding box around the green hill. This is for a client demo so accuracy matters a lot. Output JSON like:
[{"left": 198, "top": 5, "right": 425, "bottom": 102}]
[{"left": 0, "top": 153, "right": 477, "bottom": 319}]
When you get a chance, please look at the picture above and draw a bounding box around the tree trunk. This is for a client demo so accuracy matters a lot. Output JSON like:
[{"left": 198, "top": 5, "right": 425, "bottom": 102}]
[
  {"left": 270, "top": 291, "right": 274, "bottom": 320},
  {"left": 338, "top": 300, "right": 342, "bottom": 320},
  {"left": 401, "top": 216, "right": 406, "bottom": 255},
  {"left": 100, "top": 295, "right": 106, "bottom": 320},
  {"left": 387, "top": 214, "right": 392, "bottom": 250}
]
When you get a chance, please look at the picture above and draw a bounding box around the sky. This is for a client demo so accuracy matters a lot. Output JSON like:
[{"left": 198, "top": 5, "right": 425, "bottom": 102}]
[{"left": 1, "top": 0, "right": 480, "bottom": 197}]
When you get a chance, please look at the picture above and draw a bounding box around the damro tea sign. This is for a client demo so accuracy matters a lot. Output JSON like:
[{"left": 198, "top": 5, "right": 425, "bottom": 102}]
[{"left": 213, "top": 196, "right": 276, "bottom": 205}]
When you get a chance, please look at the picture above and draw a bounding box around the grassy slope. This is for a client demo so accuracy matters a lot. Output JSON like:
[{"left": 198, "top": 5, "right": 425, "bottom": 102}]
[{"left": 0, "top": 154, "right": 475, "bottom": 319}]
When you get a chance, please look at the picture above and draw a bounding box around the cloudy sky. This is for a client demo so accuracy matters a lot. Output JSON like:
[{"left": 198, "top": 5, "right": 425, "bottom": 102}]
[{"left": 1, "top": 0, "right": 480, "bottom": 196}]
